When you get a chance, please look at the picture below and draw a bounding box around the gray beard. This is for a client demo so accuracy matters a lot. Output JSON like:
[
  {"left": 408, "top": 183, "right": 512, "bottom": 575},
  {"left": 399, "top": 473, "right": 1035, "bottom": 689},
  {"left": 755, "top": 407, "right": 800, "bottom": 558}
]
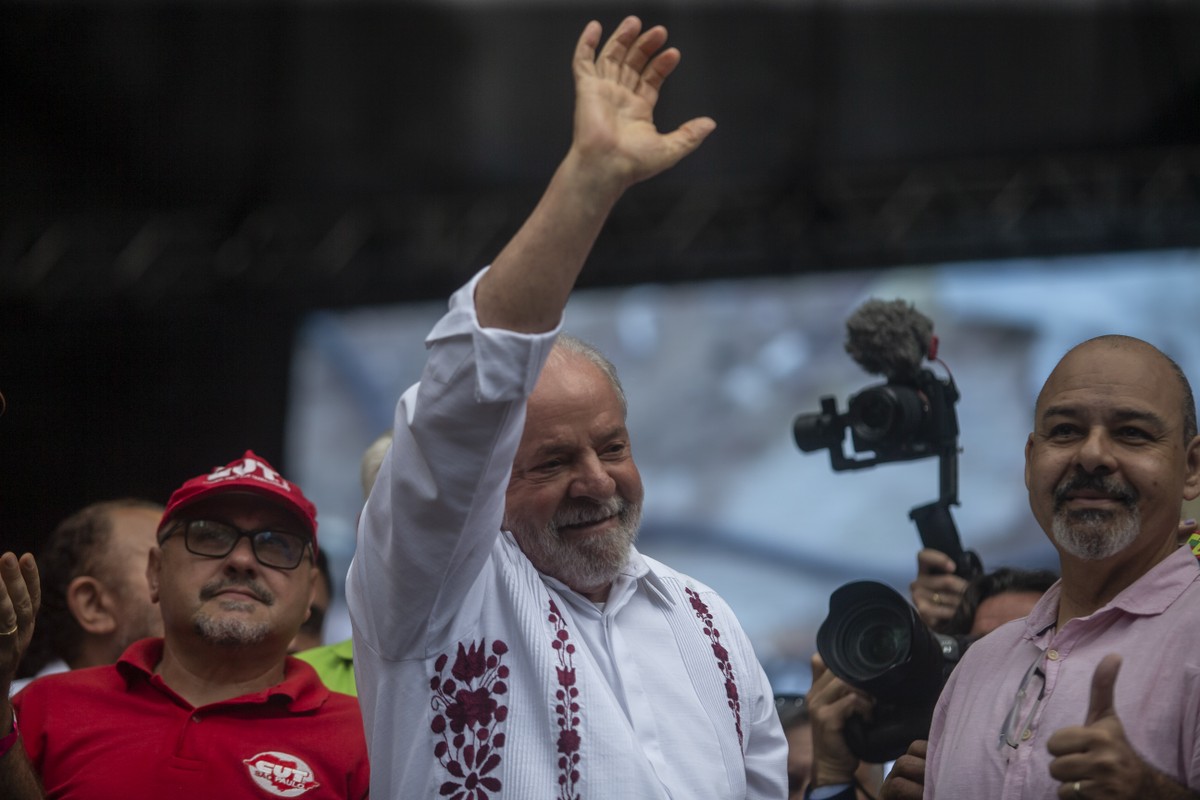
[
  {"left": 1051, "top": 506, "right": 1141, "bottom": 560},
  {"left": 507, "top": 497, "right": 641, "bottom": 595},
  {"left": 193, "top": 609, "right": 271, "bottom": 646},
  {"left": 193, "top": 578, "right": 275, "bottom": 645}
]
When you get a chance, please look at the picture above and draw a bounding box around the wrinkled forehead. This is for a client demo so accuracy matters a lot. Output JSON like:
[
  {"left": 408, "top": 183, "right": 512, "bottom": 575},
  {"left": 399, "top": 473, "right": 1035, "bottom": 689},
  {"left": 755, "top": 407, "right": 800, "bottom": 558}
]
[
  {"left": 531, "top": 351, "right": 618, "bottom": 407},
  {"left": 1037, "top": 339, "right": 1181, "bottom": 417}
]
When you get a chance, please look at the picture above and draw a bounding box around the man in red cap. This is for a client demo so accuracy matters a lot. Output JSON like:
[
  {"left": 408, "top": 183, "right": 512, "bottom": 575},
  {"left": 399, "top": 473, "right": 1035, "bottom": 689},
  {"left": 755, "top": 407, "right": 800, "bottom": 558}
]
[{"left": 0, "top": 451, "right": 369, "bottom": 799}]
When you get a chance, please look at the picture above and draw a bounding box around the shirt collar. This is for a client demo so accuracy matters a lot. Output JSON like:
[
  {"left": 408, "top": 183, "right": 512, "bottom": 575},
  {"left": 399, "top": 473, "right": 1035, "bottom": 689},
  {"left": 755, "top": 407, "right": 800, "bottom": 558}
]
[
  {"left": 1024, "top": 543, "right": 1200, "bottom": 638},
  {"left": 116, "top": 637, "right": 331, "bottom": 712}
]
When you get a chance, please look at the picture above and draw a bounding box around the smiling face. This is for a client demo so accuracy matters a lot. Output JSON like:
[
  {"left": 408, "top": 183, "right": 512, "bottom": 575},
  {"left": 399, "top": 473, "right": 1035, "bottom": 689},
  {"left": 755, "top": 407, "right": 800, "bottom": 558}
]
[
  {"left": 504, "top": 348, "right": 644, "bottom": 599},
  {"left": 1025, "top": 337, "right": 1200, "bottom": 568},
  {"left": 148, "top": 494, "right": 316, "bottom": 650}
]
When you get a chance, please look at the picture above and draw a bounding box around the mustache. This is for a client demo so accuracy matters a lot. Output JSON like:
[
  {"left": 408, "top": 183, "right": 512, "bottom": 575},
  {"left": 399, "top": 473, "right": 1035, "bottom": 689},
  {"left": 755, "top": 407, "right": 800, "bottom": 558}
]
[
  {"left": 1053, "top": 472, "right": 1138, "bottom": 510},
  {"left": 199, "top": 578, "right": 275, "bottom": 606},
  {"left": 553, "top": 497, "right": 628, "bottom": 529}
]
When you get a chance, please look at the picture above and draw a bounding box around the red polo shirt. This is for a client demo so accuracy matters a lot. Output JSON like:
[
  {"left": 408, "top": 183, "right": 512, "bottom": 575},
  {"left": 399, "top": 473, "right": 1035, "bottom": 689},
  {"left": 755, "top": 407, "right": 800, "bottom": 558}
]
[{"left": 13, "top": 639, "right": 368, "bottom": 799}]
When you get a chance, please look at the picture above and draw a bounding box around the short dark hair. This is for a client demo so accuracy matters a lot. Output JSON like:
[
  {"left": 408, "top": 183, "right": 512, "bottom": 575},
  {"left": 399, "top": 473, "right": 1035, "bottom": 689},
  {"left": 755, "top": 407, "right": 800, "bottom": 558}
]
[
  {"left": 943, "top": 566, "right": 1059, "bottom": 637},
  {"left": 21, "top": 499, "right": 163, "bottom": 674}
]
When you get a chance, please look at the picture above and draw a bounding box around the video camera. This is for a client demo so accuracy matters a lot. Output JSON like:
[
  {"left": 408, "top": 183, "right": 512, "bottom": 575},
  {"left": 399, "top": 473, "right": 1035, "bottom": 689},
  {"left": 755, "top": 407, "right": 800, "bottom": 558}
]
[
  {"left": 795, "top": 298, "right": 983, "bottom": 761},
  {"left": 793, "top": 298, "right": 980, "bottom": 579}
]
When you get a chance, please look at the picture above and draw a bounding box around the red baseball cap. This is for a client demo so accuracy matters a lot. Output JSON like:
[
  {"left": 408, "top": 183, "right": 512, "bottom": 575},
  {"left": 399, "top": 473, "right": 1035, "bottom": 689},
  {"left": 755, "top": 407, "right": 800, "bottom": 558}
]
[{"left": 159, "top": 450, "right": 318, "bottom": 549}]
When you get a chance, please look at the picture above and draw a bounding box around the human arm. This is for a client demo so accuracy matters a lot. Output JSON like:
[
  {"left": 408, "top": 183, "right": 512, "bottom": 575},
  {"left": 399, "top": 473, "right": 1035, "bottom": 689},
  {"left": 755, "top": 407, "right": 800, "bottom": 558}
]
[
  {"left": 1046, "top": 654, "right": 1200, "bottom": 800},
  {"left": 0, "top": 552, "right": 46, "bottom": 799},
  {"left": 347, "top": 17, "right": 713, "bottom": 659},
  {"left": 909, "top": 548, "right": 968, "bottom": 631},
  {"left": 474, "top": 15, "right": 714, "bottom": 333}
]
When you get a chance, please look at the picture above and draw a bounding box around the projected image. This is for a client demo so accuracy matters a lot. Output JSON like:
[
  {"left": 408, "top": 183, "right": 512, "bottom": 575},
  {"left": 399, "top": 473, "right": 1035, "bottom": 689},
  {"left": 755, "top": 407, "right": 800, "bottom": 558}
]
[{"left": 286, "top": 249, "right": 1200, "bottom": 689}]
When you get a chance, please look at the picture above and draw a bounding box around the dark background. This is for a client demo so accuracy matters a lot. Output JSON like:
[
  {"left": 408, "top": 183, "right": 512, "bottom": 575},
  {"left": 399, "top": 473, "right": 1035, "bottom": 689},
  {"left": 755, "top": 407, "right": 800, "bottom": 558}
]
[{"left": 4, "top": 1, "right": 1200, "bottom": 555}]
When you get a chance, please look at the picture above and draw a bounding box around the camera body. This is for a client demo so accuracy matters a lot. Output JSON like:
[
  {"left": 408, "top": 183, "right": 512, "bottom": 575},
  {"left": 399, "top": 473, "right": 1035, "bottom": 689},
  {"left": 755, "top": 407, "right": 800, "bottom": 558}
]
[
  {"left": 816, "top": 581, "right": 972, "bottom": 762},
  {"left": 794, "top": 363, "right": 981, "bottom": 580},
  {"left": 793, "top": 366, "right": 959, "bottom": 470}
]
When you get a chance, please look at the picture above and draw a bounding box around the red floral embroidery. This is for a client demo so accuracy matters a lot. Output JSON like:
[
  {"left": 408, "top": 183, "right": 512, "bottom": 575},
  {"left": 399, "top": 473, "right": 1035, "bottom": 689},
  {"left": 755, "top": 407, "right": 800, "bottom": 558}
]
[
  {"left": 430, "top": 640, "right": 510, "bottom": 799},
  {"left": 548, "top": 599, "right": 582, "bottom": 800},
  {"left": 686, "top": 587, "right": 743, "bottom": 747}
]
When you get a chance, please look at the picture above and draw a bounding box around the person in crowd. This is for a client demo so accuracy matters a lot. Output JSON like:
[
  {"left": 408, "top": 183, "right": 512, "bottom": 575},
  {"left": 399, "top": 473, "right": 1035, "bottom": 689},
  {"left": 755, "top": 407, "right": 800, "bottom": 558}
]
[
  {"left": 347, "top": 15, "right": 786, "bottom": 799},
  {"left": 358, "top": 432, "right": 391, "bottom": 501},
  {"left": 0, "top": 450, "right": 369, "bottom": 798},
  {"left": 289, "top": 547, "right": 332, "bottom": 654},
  {"left": 910, "top": 335, "right": 1200, "bottom": 799},
  {"left": 295, "top": 614, "right": 355, "bottom": 696},
  {"left": 295, "top": 433, "right": 393, "bottom": 696},
  {"left": 11, "top": 498, "right": 164, "bottom": 695},
  {"left": 912, "top": 516, "right": 1198, "bottom": 634},
  {"left": 808, "top": 336, "right": 1200, "bottom": 800},
  {"left": 942, "top": 565, "right": 1058, "bottom": 638},
  {"left": 911, "top": 548, "right": 1059, "bottom": 639},
  {"left": 777, "top": 693, "right": 882, "bottom": 800}
]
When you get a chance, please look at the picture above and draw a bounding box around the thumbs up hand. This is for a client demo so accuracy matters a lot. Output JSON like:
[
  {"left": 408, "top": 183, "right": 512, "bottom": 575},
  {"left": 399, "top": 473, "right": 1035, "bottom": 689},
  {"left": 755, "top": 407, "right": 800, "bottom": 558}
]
[{"left": 1045, "top": 654, "right": 1150, "bottom": 799}]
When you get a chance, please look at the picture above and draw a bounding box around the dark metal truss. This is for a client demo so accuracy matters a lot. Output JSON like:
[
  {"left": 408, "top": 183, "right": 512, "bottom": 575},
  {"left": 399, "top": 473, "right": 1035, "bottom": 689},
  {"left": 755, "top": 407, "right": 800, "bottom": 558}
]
[{"left": 5, "top": 145, "right": 1200, "bottom": 314}]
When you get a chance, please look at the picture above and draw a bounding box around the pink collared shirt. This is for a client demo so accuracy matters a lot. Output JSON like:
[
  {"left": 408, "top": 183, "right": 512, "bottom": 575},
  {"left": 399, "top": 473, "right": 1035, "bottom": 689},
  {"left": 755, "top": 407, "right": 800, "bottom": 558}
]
[{"left": 926, "top": 544, "right": 1200, "bottom": 799}]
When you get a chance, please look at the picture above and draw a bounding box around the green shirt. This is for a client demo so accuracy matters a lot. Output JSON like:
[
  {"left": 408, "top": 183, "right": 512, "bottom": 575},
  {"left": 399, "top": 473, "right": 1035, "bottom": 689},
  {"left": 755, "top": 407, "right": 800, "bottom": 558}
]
[{"left": 295, "top": 638, "right": 357, "bottom": 696}]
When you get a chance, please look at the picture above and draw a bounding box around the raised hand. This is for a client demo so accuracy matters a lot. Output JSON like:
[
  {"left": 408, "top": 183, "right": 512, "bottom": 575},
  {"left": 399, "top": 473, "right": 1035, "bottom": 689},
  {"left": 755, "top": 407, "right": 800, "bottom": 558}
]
[
  {"left": 1046, "top": 654, "right": 1167, "bottom": 800},
  {"left": 478, "top": 16, "right": 714, "bottom": 333},
  {"left": 0, "top": 551, "right": 39, "bottom": 686},
  {"left": 569, "top": 16, "right": 716, "bottom": 197}
]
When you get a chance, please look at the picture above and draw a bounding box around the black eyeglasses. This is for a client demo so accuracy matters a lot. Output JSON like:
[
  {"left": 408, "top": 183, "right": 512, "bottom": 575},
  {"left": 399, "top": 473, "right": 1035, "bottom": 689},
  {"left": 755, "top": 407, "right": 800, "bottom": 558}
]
[{"left": 162, "top": 519, "right": 311, "bottom": 570}]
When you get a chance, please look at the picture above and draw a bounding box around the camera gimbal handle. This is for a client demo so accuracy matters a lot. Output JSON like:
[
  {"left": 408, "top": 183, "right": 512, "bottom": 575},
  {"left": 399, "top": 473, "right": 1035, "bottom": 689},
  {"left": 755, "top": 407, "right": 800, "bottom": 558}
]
[{"left": 910, "top": 500, "right": 982, "bottom": 581}]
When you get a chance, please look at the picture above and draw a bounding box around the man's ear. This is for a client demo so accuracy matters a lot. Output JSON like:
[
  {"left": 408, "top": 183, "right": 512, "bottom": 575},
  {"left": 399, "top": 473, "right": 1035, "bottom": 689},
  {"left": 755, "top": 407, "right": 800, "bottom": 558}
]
[
  {"left": 1184, "top": 435, "right": 1200, "bottom": 502},
  {"left": 146, "top": 546, "right": 163, "bottom": 604},
  {"left": 1024, "top": 433, "right": 1036, "bottom": 491},
  {"left": 65, "top": 575, "right": 117, "bottom": 634},
  {"left": 304, "top": 562, "right": 318, "bottom": 624}
]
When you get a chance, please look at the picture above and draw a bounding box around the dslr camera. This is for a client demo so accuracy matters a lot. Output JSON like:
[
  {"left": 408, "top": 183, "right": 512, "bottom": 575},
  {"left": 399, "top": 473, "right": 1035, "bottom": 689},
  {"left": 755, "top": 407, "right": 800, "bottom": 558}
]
[
  {"left": 815, "top": 581, "right": 972, "bottom": 762},
  {"left": 795, "top": 299, "right": 982, "bottom": 760}
]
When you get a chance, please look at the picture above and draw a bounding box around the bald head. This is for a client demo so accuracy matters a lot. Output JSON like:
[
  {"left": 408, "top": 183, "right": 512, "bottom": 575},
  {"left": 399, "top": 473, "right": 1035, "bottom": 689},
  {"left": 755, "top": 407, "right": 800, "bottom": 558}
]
[{"left": 1038, "top": 335, "right": 1197, "bottom": 445}]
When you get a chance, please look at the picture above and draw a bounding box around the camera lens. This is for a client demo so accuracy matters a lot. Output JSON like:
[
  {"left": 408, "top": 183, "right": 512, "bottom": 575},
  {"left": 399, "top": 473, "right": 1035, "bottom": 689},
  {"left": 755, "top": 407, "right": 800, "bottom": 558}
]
[
  {"left": 817, "top": 581, "right": 949, "bottom": 697},
  {"left": 832, "top": 603, "right": 913, "bottom": 682},
  {"left": 848, "top": 385, "right": 926, "bottom": 445},
  {"left": 816, "top": 580, "right": 970, "bottom": 763},
  {"left": 854, "top": 622, "right": 908, "bottom": 669}
]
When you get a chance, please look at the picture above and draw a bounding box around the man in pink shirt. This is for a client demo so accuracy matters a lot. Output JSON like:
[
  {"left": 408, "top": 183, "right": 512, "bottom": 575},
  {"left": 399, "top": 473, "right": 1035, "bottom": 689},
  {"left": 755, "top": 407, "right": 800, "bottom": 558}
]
[
  {"left": 902, "top": 335, "right": 1200, "bottom": 800},
  {"left": 787, "top": 335, "right": 1200, "bottom": 800}
]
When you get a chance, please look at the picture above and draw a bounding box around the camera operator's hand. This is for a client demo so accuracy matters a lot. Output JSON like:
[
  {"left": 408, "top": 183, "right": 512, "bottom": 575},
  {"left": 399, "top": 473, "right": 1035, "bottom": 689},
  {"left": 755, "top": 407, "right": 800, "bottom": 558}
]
[
  {"left": 880, "top": 739, "right": 926, "bottom": 800},
  {"left": 1046, "top": 654, "right": 1196, "bottom": 800},
  {"left": 910, "top": 548, "right": 968, "bottom": 630},
  {"left": 808, "top": 653, "right": 874, "bottom": 788}
]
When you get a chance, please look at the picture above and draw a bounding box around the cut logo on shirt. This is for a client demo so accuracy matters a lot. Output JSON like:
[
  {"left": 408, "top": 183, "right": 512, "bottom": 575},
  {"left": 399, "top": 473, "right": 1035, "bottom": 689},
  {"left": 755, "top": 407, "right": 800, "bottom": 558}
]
[{"left": 243, "top": 752, "right": 321, "bottom": 797}]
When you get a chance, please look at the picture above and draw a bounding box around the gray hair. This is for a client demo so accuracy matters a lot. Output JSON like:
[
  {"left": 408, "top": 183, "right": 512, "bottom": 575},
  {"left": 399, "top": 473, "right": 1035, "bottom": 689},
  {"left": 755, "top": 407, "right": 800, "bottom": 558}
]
[{"left": 553, "top": 333, "right": 628, "bottom": 418}]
